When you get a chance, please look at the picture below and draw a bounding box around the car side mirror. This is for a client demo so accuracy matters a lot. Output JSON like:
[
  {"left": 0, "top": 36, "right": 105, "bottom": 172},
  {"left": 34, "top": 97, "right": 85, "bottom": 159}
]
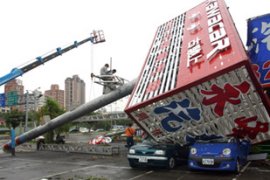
[{"left": 241, "top": 140, "right": 249, "bottom": 145}]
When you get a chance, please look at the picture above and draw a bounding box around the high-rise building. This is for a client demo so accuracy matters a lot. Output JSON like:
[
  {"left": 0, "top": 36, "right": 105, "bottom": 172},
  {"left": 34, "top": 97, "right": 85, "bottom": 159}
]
[
  {"left": 4, "top": 79, "right": 24, "bottom": 112},
  {"left": 44, "top": 84, "right": 64, "bottom": 109},
  {"left": 65, "top": 75, "right": 85, "bottom": 111}
]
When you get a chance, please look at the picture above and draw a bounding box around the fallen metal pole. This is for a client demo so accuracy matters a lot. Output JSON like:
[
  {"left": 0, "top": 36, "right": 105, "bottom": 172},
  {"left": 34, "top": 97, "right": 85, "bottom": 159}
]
[{"left": 3, "top": 79, "right": 137, "bottom": 151}]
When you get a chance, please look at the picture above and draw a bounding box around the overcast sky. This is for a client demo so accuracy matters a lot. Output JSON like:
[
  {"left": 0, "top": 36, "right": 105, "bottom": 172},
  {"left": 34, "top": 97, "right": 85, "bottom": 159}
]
[{"left": 0, "top": 0, "right": 269, "bottom": 106}]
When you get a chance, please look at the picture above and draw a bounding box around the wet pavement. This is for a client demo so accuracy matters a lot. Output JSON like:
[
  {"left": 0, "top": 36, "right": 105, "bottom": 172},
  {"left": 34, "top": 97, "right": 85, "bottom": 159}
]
[
  {"left": 0, "top": 150, "right": 130, "bottom": 180},
  {"left": 1, "top": 149, "right": 270, "bottom": 180},
  {"left": 1, "top": 134, "right": 270, "bottom": 180}
]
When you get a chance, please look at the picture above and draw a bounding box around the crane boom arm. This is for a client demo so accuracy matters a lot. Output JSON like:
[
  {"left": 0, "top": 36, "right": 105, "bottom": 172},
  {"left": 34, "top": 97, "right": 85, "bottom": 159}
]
[{"left": 0, "top": 30, "right": 105, "bottom": 86}]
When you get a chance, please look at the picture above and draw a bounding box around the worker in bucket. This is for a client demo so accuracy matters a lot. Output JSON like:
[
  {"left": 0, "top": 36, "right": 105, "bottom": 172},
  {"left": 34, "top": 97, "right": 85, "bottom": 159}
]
[{"left": 100, "top": 63, "right": 109, "bottom": 77}]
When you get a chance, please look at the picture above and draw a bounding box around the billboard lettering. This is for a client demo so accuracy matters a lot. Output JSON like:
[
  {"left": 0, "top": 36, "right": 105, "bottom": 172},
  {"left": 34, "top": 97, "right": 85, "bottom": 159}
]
[
  {"left": 177, "top": 0, "right": 245, "bottom": 88},
  {"left": 187, "top": 37, "right": 203, "bottom": 68},
  {"left": 128, "top": 14, "right": 185, "bottom": 105},
  {"left": 206, "top": 0, "right": 230, "bottom": 61},
  {"left": 187, "top": 0, "right": 231, "bottom": 68}
]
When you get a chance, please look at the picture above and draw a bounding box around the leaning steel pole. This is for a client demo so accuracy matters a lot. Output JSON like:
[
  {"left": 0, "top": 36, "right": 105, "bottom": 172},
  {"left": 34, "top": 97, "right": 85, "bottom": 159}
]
[{"left": 3, "top": 79, "right": 137, "bottom": 151}]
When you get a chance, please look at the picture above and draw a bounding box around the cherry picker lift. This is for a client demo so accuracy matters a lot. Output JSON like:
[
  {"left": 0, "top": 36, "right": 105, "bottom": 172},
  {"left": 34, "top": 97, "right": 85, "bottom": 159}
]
[{"left": 0, "top": 30, "right": 105, "bottom": 86}]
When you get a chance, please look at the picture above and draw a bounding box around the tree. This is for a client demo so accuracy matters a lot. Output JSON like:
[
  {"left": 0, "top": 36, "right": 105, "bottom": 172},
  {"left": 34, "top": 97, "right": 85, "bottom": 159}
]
[
  {"left": 1, "top": 110, "right": 24, "bottom": 129},
  {"left": 38, "top": 98, "right": 67, "bottom": 143},
  {"left": 28, "top": 109, "right": 40, "bottom": 128}
]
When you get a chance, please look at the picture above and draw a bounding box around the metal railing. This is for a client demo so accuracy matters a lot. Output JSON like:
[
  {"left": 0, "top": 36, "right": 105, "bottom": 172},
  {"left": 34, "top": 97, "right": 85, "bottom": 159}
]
[
  {"left": 74, "top": 111, "right": 129, "bottom": 122},
  {"left": 18, "top": 143, "right": 120, "bottom": 155},
  {"left": 39, "top": 144, "right": 119, "bottom": 155}
]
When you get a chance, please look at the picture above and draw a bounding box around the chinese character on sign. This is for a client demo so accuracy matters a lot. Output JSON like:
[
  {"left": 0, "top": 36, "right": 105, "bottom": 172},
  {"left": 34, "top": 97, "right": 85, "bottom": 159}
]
[
  {"left": 151, "top": 128, "right": 162, "bottom": 136},
  {"left": 231, "top": 116, "right": 269, "bottom": 139},
  {"left": 187, "top": 37, "right": 203, "bottom": 68},
  {"left": 151, "top": 63, "right": 165, "bottom": 76},
  {"left": 252, "top": 64, "right": 261, "bottom": 79},
  {"left": 252, "top": 59, "right": 270, "bottom": 83},
  {"left": 187, "top": 11, "right": 201, "bottom": 34},
  {"left": 187, "top": 23, "right": 202, "bottom": 34},
  {"left": 189, "top": 12, "right": 201, "bottom": 23},
  {"left": 135, "top": 112, "right": 149, "bottom": 121},
  {"left": 156, "top": 51, "right": 168, "bottom": 61},
  {"left": 154, "top": 99, "right": 201, "bottom": 132},
  {"left": 146, "top": 79, "right": 161, "bottom": 94},
  {"left": 160, "top": 34, "right": 171, "bottom": 50},
  {"left": 248, "top": 22, "right": 270, "bottom": 54},
  {"left": 201, "top": 81, "right": 250, "bottom": 117}
]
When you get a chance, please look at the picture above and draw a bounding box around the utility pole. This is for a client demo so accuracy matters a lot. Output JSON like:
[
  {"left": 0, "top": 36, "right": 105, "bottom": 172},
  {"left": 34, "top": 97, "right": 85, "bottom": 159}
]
[
  {"left": 24, "top": 90, "right": 29, "bottom": 132},
  {"left": 3, "top": 79, "right": 137, "bottom": 151},
  {"left": 24, "top": 87, "right": 41, "bottom": 132}
]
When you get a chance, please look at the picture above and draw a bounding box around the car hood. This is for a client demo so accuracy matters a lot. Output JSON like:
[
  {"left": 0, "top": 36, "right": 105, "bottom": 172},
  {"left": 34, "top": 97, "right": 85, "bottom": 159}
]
[
  {"left": 192, "top": 143, "right": 236, "bottom": 155},
  {"left": 131, "top": 143, "right": 170, "bottom": 151}
]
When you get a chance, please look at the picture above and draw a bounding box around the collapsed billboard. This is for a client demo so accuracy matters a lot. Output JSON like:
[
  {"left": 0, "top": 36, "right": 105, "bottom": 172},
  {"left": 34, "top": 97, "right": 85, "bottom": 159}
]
[{"left": 125, "top": 0, "right": 270, "bottom": 145}]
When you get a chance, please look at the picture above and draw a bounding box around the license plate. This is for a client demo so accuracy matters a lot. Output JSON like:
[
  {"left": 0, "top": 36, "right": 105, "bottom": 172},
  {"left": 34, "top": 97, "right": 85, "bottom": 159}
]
[
  {"left": 138, "top": 156, "right": 148, "bottom": 163},
  {"left": 202, "top": 158, "right": 214, "bottom": 165}
]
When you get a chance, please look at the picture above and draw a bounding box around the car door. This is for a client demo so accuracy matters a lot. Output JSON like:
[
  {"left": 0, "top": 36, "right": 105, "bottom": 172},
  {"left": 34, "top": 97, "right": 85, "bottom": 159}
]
[
  {"left": 238, "top": 139, "right": 250, "bottom": 163},
  {"left": 240, "top": 140, "right": 250, "bottom": 156}
]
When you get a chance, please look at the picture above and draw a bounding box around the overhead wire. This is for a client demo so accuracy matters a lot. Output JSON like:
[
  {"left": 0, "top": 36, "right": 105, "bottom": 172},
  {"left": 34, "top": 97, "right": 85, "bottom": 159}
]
[{"left": 89, "top": 42, "right": 95, "bottom": 100}]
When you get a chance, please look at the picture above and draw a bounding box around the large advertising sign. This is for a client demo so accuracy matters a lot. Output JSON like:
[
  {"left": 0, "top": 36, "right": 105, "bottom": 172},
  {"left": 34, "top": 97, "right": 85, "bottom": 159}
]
[
  {"left": 247, "top": 13, "right": 270, "bottom": 88},
  {"left": 125, "top": 0, "right": 270, "bottom": 145}
]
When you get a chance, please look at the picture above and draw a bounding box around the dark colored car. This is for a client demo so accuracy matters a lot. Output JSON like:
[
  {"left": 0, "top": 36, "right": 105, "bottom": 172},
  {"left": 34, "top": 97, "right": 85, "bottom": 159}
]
[
  {"left": 55, "top": 134, "right": 65, "bottom": 144},
  {"left": 188, "top": 137, "right": 250, "bottom": 172},
  {"left": 127, "top": 139, "right": 189, "bottom": 169}
]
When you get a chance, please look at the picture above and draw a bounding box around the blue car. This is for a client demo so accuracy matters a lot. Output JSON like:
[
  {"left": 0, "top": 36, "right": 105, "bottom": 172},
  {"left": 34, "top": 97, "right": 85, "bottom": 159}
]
[
  {"left": 127, "top": 139, "right": 189, "bottom": 169},
  {"left": 188, "top": 137, "right": 250, "bottom": 172}
]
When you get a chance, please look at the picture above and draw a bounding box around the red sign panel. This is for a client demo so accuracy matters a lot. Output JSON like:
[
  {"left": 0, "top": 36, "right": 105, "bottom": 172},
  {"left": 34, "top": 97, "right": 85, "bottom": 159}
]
[
  {"left": 125, "top": 0, "right": 270, "bottom": 145},
  {"left": 126, "top": 14, "right": 185, "bottom": 107},
  {"left": 177, "top": 0, "right": 248, "bottom": 87}
]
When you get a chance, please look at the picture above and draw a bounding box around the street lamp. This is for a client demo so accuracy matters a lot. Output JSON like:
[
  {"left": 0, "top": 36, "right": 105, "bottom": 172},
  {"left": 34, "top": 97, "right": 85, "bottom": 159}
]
[
  {"left": 24, "top": 90, "right": 29, "bottom": 132},
  {"left": 24, "top": 87, "right": 41, "bottom": 132}
]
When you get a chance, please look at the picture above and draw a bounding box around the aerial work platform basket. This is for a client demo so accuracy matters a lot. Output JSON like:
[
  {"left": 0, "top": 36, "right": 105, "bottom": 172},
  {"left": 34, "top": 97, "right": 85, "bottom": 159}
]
[{"left": 91, "top": 73, "right": 128, "bottom": 94}]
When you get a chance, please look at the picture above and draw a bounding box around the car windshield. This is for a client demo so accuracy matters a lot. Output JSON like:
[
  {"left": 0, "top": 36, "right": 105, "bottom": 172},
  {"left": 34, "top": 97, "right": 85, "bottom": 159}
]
[
  {"left": 142, "top": 138, "right": 158, "bottom": 145},
  {"left": 197, "top": 137, "right": 233, "bottom": 144}
]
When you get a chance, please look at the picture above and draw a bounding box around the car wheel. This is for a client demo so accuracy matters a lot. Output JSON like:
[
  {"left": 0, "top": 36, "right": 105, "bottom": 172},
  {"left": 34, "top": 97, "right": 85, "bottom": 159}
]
[
  {"left": 235, "top": 159, "right": 241, "bottom": 173},
  {"left": 167, "top": 157, "right": 176, "bottom": 169},
  {"left": 129, "top": 162, "right": 137, "bottom": 168}
]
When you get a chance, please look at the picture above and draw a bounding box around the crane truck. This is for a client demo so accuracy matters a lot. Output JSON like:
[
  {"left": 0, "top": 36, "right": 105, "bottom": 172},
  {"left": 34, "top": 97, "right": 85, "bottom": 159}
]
[{"left": 0, "top": 30, "right": 105, "bottom": 86}]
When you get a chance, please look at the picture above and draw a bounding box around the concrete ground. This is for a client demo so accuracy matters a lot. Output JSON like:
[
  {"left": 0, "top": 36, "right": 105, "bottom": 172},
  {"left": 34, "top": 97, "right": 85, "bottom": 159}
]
[
  {"left": 0, "top": 150, "right": 130, "bottom": 180},
  {"left": 1, "top": 134, "right": 270, "bottom": 180},
  {"left": 1, "top": 148, "right": 270, "bottom": 180}
]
